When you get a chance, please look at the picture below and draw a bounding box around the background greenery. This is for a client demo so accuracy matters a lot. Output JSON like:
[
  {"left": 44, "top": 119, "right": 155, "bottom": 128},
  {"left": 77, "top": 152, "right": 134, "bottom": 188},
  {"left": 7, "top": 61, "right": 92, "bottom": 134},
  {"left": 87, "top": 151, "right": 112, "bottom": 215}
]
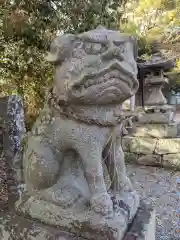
[{"left": 0, "top": 0, "right": 180, "bottom": 129}]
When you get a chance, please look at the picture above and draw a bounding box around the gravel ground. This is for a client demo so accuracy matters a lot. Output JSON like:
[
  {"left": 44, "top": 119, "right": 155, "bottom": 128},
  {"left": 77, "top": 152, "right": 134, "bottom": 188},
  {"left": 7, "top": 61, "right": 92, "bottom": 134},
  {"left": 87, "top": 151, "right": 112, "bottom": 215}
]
[{"left": 127, "top": 164, "right": 180, "bottom": 240}]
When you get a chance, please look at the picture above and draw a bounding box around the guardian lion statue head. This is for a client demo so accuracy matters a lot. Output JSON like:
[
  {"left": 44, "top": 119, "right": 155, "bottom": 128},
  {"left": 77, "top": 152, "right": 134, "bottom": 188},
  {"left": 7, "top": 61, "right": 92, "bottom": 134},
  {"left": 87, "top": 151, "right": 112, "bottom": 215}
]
[{"left": 46, "top": 26, "right": 139, "bottom": 106}]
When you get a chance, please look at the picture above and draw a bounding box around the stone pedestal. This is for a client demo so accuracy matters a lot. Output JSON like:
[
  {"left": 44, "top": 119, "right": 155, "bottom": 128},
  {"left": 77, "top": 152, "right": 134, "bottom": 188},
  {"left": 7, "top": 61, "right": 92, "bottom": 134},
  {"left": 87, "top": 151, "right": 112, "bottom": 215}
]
[
  {"left": 15, "top": 191, "right": 140, "bottom": 240},
  {"left": 0, "top": 200, "right": 155, "bottom": 240}
]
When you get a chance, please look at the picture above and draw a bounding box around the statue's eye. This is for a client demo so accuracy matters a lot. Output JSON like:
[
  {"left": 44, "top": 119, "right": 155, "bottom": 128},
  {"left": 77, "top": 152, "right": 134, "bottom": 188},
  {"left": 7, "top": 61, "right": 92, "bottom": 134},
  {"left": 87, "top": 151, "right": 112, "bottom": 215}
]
[{"left": 83, "top": 42, "right": 107, "bottom": 54}]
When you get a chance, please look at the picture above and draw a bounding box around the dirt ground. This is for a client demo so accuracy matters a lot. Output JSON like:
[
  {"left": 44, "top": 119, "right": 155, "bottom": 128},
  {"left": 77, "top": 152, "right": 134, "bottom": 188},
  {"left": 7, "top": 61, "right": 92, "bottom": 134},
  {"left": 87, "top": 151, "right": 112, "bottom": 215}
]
[{"left": 127, "top": 164, "right": 180, "bottom": 240}]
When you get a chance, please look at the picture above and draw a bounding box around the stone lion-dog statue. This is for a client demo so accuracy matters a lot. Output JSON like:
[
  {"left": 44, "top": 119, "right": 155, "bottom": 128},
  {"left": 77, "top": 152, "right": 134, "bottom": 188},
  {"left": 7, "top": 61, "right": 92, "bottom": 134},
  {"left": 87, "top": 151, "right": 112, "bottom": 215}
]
[{"left": 19, "top": 26, "right": 139, "bottom": 219}]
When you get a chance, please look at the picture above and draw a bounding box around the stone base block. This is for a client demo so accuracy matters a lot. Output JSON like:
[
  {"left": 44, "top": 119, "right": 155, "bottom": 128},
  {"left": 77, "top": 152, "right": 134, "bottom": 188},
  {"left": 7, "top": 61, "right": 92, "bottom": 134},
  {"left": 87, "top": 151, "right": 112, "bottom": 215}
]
[
  {"left": 125, "top": 152, "right": 180, "bottom": 170},
  {"left": 132, "top": 123, "right": 180, "bottom": 138},
  {"left": 0, "top": 201, "right": 155, "bottom": 240},
  {"left": 144, "top": 105, "right": 175, "bottom": 112},
  {"left": 123, "top": 136, "right": 180, "bottom": 170},
  {"left": 137, "top": 112, "right": 174, "bottom": 124},
  {"left": 125, "top": 153, "right": 162, "bottom": 167},
  {"left": 163, "top": 154, "right": 180, "bottom": 170},
  {"left": 123, "top": 136, "right": 180, "bottom": 154},
  {"left": 157, "top": 138, "right": 180, "bottom": 154},
  {"left": 15, "top": 191, "right": 140, "bottom": 240},
  {"left": 122, "top": 136, "right": 157, "bottom": 154}
]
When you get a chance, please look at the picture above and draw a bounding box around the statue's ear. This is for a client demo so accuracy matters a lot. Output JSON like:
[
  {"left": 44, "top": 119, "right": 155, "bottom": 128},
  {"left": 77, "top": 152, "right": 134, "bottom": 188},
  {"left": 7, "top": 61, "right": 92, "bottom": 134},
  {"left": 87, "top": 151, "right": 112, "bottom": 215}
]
[{"left": 45, "top": 34, "right": 76, "bottom": 63}]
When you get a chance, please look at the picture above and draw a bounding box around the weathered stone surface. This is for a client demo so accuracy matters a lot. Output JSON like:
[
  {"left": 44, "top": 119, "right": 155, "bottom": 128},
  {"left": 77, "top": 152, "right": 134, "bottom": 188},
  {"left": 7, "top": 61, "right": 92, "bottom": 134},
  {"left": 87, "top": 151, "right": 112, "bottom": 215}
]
[
  {"left": 123, "top": 136, "right": 180, "bottom": 154},
  {"left": 0, "top": 96, "right": 26, "bottom": 208},
  {"left": 124, "top": 152, "right": 138, "bottom": 163},
  {"left": 132, "top": 123, "right": 179, "bottom": 138},
  {"left": 137, "top": 154, "right": 162, "bottom": 167},
  {"left": 144, "top": 76, "right": 167, "bottom": 106},
  {"left": 125, "top": 152, "right": 162, "bottom": 167},
  {"left": 125, "top": 150, "right": 180, "bottom": 170},
  {"left": 0, "top": 155, "right": 8, "bottom": 208},
  {"left": 0, "top": 105, "right": 8, "bottom": 207},
  {"left": 16, "top": 191, "right": 139, "bottom": 240},
  {"left": 122, "top": 137, "right": 157, "bottom": 154},
  {"left": 123, "top": 201, "right": 156, "bottom": 240},
  {"left": 156, "top": 138, "right": 180, "bottom": 154},
  {"left": 163, "top": 154, "right": 180, "bottom": 170},
  {"left": 16, "top": 26, "right": 140, "bottom": 239},
  {"left": 137, "top": 112, "right": 173, "bottom": 124},
  {"left": 0, "top": 210, "right": 83, "bottom": 240},
  {"left": 137, "top": 52, "right": 175, "bottom": 70},
  {"left": 0, "top": 200, "right": 155, "bottom": 240},
  {"left": 144, "top": 105, "right": 175, "bottom": 112},
  {"left": 123, "top": 136, "right": 180, "bottom": 169},
  {"left": 137, "top": 53, "right": 174, "bottom": 109}
]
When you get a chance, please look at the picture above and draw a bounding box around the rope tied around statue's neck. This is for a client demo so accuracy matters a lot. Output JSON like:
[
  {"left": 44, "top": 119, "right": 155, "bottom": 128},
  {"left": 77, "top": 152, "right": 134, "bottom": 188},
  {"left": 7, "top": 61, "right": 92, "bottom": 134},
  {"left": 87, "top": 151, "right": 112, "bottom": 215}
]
[{"left": 47, "top": 87, "right": 135, "bottom": 130}]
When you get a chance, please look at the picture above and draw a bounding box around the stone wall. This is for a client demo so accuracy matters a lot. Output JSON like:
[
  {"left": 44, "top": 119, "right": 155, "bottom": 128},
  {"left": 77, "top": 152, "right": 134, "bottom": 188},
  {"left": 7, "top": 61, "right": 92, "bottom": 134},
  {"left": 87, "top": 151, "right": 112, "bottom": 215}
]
[
  {"left": 0, "top": 96, "right": 25, "bottom": 209},
  {"left": 123, "top": 123, "right": 180, "bottom": 170}
]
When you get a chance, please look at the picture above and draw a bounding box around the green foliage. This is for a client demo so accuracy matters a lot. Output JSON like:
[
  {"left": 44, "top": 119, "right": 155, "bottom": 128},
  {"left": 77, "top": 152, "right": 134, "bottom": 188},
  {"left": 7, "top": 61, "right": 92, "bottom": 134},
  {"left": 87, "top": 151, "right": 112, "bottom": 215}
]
[{"left": 121, "top": 0, "right": 180, "bottom": 55}]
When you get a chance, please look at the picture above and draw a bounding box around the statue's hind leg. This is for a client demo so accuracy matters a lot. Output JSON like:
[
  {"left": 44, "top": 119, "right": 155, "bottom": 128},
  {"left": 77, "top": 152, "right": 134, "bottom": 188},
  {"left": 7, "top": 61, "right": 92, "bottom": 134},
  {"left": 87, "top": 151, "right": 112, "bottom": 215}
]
[
  {"left": 39, "top": 151, "right": 83, "bottom": 208},
  {"left": 24, "top": 139, "right": 60, "bottom": 191},
  {"left": 24, "top": 140, "right": 82, "bottom": 208}
]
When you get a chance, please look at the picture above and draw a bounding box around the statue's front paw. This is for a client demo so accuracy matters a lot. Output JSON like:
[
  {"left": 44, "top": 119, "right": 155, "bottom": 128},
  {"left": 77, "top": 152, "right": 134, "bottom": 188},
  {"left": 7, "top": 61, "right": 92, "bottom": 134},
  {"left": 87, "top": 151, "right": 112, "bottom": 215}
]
[
  {"left": 53, "top": 186, "right": 82, "bottom": 208},
  {"left": 90, "top": 192, "right": 113, "bottom": 215}
]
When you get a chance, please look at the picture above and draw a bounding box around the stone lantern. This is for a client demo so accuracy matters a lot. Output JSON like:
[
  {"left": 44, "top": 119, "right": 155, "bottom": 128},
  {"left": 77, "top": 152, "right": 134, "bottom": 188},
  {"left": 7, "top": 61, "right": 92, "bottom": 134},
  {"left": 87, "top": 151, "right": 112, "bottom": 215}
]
[
  {"left": 123, "top": 53, "right": 180, "bottom": 171},
  {"left": 137, "top": 53, "right": 175, "bottom": 124}
]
